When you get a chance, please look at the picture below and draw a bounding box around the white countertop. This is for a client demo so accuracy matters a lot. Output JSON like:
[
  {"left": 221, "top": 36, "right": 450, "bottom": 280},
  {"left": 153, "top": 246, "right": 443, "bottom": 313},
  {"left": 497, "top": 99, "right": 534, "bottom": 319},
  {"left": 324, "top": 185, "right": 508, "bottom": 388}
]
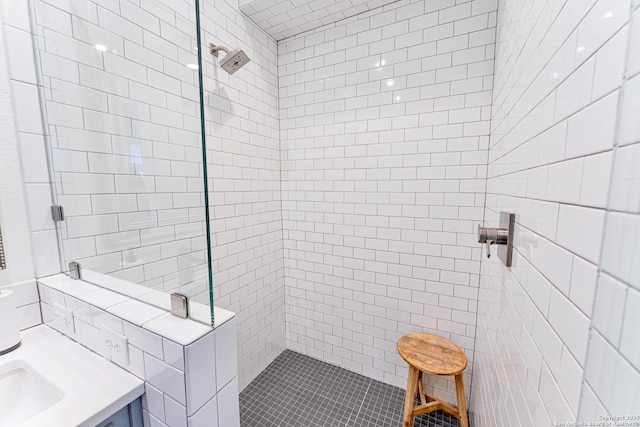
[{"left": 0, "top": 325, "right": 144, "bottom": 427}]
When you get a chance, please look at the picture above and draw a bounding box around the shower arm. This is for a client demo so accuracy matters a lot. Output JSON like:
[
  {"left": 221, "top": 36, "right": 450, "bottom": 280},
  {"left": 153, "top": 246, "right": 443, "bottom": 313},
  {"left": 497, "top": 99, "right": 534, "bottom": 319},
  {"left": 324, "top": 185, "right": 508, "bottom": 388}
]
[{"left": 209, "top": 43, "right": 229, "bottom": 57}]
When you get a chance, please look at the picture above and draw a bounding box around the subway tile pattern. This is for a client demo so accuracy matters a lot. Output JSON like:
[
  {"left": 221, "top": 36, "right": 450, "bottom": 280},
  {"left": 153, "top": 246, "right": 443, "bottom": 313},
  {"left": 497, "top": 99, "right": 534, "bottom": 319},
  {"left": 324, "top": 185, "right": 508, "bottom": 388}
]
[
  {"left": 278, "top": 0, "right": 497, "bottom": 404},
  {"left": 240, "top": 350, "right": 464, "bottom": 427},
  {"left": 6, "top": 1, "right": 638, "bottom": 425},
  {"left": 475, "top": 0, "right": 639, "bottom": 425},
  {"left": 198, "top": 0, "right": 286, "bottom": 391},
  {"left": 582, "top": 0, "right": 640, "bottom": 419},
  {"left": 239, "top": 0, "right": 398, "bottom": 41},
  {"left": 37, "top": 274, "right": 239, "bottom": 427},
  {"left": 1, "top": 0, "right": 61, "bottom": 280},
  {"left": 30, "top": 0, "right": 211, "bottom": 303},
  {"left": 26, "top": 0, "right": 286, "bottom": 392},
  {"left": 0, "top": 280, "right": 42, "bottom": 330}
]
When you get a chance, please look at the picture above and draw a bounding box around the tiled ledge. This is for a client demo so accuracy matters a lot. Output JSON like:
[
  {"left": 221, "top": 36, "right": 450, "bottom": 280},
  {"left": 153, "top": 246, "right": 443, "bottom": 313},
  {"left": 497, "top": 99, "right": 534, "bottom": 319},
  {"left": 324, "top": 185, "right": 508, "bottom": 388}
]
[
  {"left": 39, "top": 273, "right": 234, "bottom": 339},
  {"left": 37, "top": 274, "right": 240, "bottom": 427}
]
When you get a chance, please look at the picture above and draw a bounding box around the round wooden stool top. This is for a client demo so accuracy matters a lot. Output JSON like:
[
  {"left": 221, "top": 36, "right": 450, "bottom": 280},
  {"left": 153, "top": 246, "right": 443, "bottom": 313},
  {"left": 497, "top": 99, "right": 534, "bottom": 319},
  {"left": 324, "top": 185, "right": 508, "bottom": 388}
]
[{"left": 397, "top": 332, "right": 467, "bottom": 376}]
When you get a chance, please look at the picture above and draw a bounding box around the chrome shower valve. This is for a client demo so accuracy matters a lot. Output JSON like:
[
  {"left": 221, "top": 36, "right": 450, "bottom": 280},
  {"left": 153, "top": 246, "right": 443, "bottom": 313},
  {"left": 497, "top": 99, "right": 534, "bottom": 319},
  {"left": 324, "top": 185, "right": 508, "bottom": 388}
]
[{"left": 477, "top": 212, "right": 515, "bottom": 267}]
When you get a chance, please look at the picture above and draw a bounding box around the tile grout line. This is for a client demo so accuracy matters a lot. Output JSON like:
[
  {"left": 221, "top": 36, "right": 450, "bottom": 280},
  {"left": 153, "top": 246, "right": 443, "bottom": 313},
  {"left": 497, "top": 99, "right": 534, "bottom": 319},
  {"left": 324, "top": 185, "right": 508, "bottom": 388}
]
[{"left": 346, "top": 377, "right": 373, "bottom": 425}]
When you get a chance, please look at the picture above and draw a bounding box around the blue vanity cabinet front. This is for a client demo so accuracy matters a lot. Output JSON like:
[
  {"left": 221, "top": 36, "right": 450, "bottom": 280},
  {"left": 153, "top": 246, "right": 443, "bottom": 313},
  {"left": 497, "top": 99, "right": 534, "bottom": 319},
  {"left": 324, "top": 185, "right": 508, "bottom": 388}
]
[{"left": 95, "top": 398, "right": 143, "bottom": 427}]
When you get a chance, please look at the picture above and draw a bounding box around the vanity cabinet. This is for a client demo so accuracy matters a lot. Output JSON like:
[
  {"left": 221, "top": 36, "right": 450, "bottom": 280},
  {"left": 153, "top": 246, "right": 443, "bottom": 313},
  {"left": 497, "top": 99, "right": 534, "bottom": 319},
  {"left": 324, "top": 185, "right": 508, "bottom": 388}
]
[{"left": 95, "top": 398, "right": 143, "bottom": 427}]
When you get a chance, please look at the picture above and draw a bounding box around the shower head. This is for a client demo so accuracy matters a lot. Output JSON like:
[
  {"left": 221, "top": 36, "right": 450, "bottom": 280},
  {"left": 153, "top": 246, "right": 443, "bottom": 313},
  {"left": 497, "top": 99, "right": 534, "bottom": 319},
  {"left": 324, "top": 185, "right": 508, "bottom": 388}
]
[
  {"left": 219, "top": 48, "right": 250, "bottom": 74},
  {"left": 209, "top": 43, "right": 250, "bottom": 75}
]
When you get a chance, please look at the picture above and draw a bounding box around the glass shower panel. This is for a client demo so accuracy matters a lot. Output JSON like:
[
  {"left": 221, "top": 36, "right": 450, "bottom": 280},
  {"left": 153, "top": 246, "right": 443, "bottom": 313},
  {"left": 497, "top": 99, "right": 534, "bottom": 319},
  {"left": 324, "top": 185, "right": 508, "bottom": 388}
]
[{"left": 31, "top": 0, "right": 214, "bottom": 323}]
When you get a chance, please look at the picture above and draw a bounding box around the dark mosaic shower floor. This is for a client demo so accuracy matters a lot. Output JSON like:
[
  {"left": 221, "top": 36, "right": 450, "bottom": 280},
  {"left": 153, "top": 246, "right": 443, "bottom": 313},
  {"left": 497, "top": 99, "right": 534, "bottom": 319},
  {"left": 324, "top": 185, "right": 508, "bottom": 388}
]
[{"left": 239, "top": 350, "right": 464, "bottom": 427}]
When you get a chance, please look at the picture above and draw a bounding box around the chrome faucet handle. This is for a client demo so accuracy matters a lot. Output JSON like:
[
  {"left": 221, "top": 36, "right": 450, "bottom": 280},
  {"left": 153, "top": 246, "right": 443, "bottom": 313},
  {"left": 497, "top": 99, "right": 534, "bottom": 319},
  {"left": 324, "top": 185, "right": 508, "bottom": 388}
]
[{"left": 485, "top": 239, "right": 495, "bottom": 258}]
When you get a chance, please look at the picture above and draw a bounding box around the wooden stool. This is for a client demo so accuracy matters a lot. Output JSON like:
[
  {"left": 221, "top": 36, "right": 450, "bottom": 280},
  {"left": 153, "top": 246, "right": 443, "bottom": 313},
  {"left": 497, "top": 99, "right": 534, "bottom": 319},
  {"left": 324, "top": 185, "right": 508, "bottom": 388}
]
[{"left": 397, "top": 332, "right": 468, "bottom": 427}]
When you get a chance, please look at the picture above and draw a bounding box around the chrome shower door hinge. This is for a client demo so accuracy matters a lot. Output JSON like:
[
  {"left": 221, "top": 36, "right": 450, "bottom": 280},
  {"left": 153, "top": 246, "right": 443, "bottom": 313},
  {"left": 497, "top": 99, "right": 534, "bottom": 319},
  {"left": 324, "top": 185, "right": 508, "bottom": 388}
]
[
  {"left": 170, "top": 293, "right": 189, "bottom": 319},
  {"left": 69, "top": 261, "right": 81, "bottom": 280},
  {"left": 51, "top": 205, "right": 64, "bottom": 222},
  {"left": 0, "top": 226, "right": 6, "bottom": 270}
]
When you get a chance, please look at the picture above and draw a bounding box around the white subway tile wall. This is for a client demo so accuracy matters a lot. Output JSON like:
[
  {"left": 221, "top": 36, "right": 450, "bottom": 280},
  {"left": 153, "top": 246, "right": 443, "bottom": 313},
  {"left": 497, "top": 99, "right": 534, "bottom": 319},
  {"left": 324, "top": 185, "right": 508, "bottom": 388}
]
[
  {"left": 583, "top": 0, "right": 640, "bottom": 418},
  {"left": 475, "top": 0, "right": 639, "bottom": 425},
  {"left": 198, "top": 0, "right": 285, "bottom": 391},
  {"left": 30, "top": 0, "right": 286, "bottom": 393},
  {"left": 279, "top": 0, "right": 498, "bottom": 404},
  {"left": 31, "top": 0, "right": 211, "bottom": 302},
  {"left": 239, "top": 0, "right": 399, "bottom": 41},
  {"left": 7, "top": 0, "right": 639, "bottom": 420},
  {"left": 1, "top": 0, "right": 60, "bottom": 282},
  {"left": 0, "top": 281, "right": 42, "bottom": 330}
]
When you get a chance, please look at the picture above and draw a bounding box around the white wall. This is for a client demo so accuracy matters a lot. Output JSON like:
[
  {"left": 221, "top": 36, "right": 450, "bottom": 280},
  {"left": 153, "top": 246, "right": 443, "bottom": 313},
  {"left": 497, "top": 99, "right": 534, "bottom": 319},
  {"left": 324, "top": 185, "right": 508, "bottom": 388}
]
[
  {"left": 0, "top": 2, "right": 43, "bottom": 332},
  {"left": 0, "top": 2, "right": 37, "bottom": 287},
  {"left": 2, "top": 1, "right": 61, "bottom": 282},
  {"left": 4, "top": 0, "right": 637, "bottom": 413},
  {"left": 30, "top": 0, "right": 212, "bottom": 301},
  {"left": 199, "top": 0, "right": 286, "bottom": 392},
  {"left": 279, "top": 0, "right": 498, "bottom": 403},
  {"left": 581, "top": 1, "right": 640, "bottom": 418},
  {"left": 474, "top": 0, "right": 638, "bottom": 424},
  {"left": 239, "top": 0, "right": 399, "bottom": 41},
  {"left": 23, "top": 0, "right": 284, "bottom": 391}
]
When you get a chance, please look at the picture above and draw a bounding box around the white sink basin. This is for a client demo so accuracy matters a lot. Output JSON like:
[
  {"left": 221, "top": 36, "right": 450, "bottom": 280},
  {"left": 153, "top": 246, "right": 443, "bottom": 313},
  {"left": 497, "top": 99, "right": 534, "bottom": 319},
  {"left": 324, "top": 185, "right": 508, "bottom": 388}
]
[
  {"left": 0, "top": 359, "right": 64, "bottom": 426},
  {"left": 0, "top": 325, "right": 144, "bottom": 427}
]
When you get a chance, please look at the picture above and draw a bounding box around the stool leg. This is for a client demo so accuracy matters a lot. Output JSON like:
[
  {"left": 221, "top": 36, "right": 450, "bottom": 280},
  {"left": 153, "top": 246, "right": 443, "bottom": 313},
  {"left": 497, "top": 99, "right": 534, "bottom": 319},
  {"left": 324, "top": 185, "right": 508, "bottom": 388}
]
[
  {"left": 403, "top": 366, "right": 419, "bottom": 427},
  {"left": 455, "top": 374, "right": 468, "bottom": 427},
  {"left": 417, "top": 371, "right": 427, "bottom": 406}
]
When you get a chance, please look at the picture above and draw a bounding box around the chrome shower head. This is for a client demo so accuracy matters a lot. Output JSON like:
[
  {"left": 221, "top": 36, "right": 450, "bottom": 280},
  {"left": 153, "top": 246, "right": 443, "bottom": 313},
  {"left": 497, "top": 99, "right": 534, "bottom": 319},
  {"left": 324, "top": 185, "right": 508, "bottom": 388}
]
[
  {"left": 209, "top": 43, "right": 250, "bottom": 75},
  {"left": 219, "top": 48, "right": 250, "bottom": 74}
]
